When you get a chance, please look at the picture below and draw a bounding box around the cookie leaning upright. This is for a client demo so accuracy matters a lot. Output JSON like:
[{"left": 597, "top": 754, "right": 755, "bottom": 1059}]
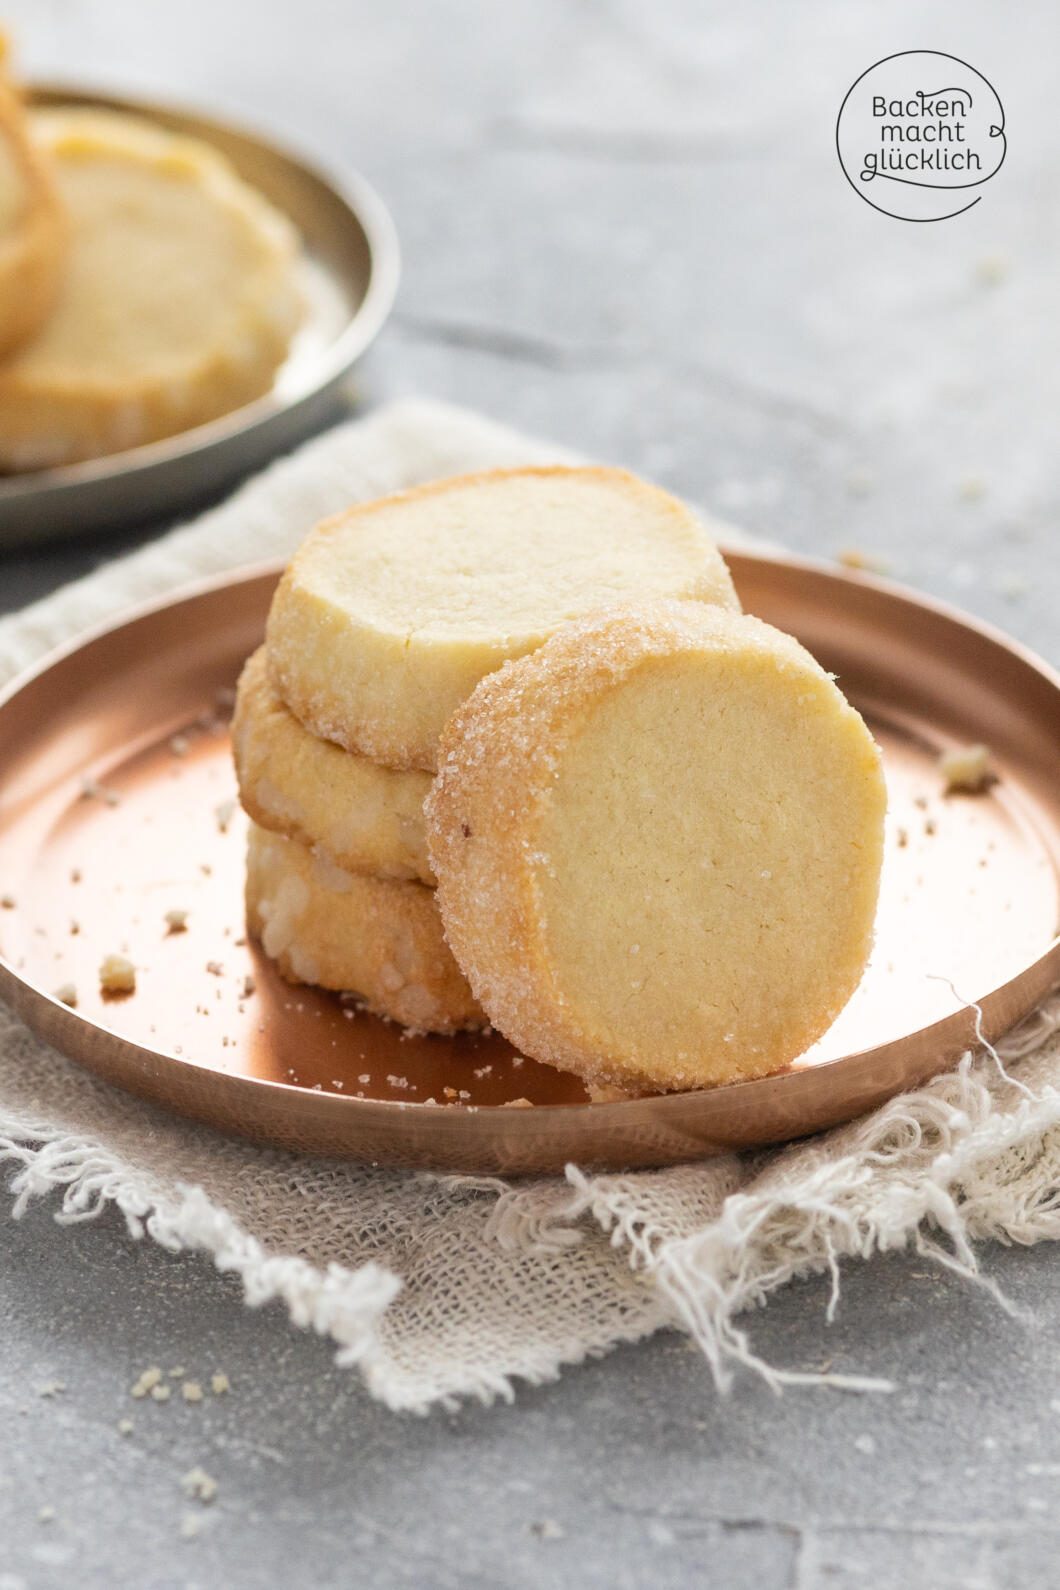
[
  {"left": 265, "top": 467, "right": 741, "bottom": 772},
  {"left": 426, "top": 600, "right": 887, "bottom": 1095},
  {"left": 0, "top": 108, "right": 303, "bottom": 470},
  {"left": 0, "top": 41, "right": 67, "bottom": 359}
]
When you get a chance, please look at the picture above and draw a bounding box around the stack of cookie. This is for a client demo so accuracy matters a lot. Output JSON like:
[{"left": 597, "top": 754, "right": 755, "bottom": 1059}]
[{"left": 234, "top": 465, "right": 741, "bottom": 1034}]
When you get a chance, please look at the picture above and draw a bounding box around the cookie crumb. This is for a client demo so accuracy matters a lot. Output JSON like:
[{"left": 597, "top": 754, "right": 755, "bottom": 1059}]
[
  {"left": 100, "top": 953, "right": 136, "bottom": 994},
  {"left": 205, "top": 960, "right": 224, "bottom": 976},
  {"left": 54, "top": 982, "right": 78, "bottom": 1008},
  {"left": 117, "top": 1418, "right": 134, "bottom": 1436},
  {"left": 837, "top": 547, "right": 889, "bottom": 574},
  {"left": 531, "top": 1519, "right": 565, "bottom": 1540},
  {"left": 958, "top": 476, "right": 987, "bottom": 503},
  {"left": 131, "top": 1366, "right": 163, "bottom": 1399},
  {"left": 180, "top": 1513, "right": 202, "bottom": 1540},
  {"left": 165, "top": 909, "right": 189, "bottom": 934},
  {"left": 169, "top": 734, "right": 190, "bottom": 757},
  {"left": 182, "top": 1381, "right": 204, "bottom": 1403},
  {"left": 214, "top": 799, "right": 236, "bottom": 834},
  {"left": 504, "top": 1097, "right": 534, "bottom": 1109},
  {"left": 37, "top": 1380, "right": 65, "bottom": 1398},
  {"left": 38, "top": 1505, "right": 56, "bottom": 1523},
  {"left": 0, "top": 893, "right": 15, "bottom": 909},
  {"left": 80, "top": 775, "right": 120, "bottom": 807},
  {"left": 210, "top": 1372, "right": 230, "bottom": 1396},
  {"left": 939, "top": 743, "right": 994, "bottom": 794},
  {"left": 975, "top": 254, "right": 1009, "bottom": 287},
  {"left": 151, "top": 1383, "right": 172, "bottom": 1402},
  {"left": 242, "top": 973, "right": 256, "bottom": 998},
  {"left": 181, "top": 1466, "right": 218, "bottom": 1504}
]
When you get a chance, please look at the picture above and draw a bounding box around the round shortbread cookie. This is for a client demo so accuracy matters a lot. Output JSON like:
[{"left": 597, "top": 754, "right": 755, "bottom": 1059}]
[
  {"left": 234, "top": 648, "right": 434, "bottom": 884},
  {"left": 245, "top": 824, "right": 482, "bottom": 1034},
  {"left": 265, "top": 466, "right": 741, "bottom": 772},
  {"left": 0, "top": 51, "right": 66, "bottom": 358},
  {"left": 426, "top": 601, "right": 886, "bottom": 1094},
  {"left": 0, "top": 108, "right": 303, "bottom": 470}
]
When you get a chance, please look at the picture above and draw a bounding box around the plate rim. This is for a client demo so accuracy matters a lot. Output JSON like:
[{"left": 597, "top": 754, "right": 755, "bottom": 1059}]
[
  {"left": 1, "top": 547, "right": 1057, "bottom": 1136},
  {"left": 0, "top": 79, "right": 400, "bottom": 503}
]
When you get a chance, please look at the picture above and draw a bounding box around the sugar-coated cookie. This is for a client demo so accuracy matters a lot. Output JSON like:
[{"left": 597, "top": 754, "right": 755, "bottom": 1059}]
[
  {"left": 0, "top": 109, "right": 303, "bottom": 470},
  {"left": 266, "top": 467, "right": 740, "bottom": 772},
  {"left": 233, "top": 648, "right": 434, "bottom": 884},
  {"left": 0, "top": 47, "right": 66, "bottom": 358},
  {"left": 245, "top": 824, "right": 482, "bottom": 1034},
  {"left": 426, "top": 601, "right": 886, "bottom": 1093}
]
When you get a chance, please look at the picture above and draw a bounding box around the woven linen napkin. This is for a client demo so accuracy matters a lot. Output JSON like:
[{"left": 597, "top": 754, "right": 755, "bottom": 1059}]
[{"left": 1, "top": 397, "right": 1058, "bottom": 1413}]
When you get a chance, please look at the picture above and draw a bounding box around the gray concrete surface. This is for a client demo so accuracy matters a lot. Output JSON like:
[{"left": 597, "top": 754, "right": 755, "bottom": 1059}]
[{"left": 1, "top": 1, "right": 1058, "bottom": 1585}]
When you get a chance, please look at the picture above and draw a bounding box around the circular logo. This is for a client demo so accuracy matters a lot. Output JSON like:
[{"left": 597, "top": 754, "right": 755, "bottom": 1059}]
[{"left": 836, "top": 51, "right": 1005, "bottom": 221}]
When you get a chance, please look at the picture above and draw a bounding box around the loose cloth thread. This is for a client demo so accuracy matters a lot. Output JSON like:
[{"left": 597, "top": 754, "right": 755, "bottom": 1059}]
[{"left": 1, "top": 398, "right": 1058, "bottom": 1412}]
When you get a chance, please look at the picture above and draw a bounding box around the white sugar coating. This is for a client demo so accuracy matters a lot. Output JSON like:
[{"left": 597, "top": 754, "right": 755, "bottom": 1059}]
[
  {"left": 244, "top": 823, "right": 482, "bottom": 1033},
  {"left": 427, "top": 600, "right": 886, "bottom": 1094},
  {"left": 233, "top": 648, "right": 434, "bottom": 882},
  {"left": 265, "top": 466, "right": 740, "bottom": 772},
  {"left": 0, "top": 107, "right": 303, "bottom": 471}
]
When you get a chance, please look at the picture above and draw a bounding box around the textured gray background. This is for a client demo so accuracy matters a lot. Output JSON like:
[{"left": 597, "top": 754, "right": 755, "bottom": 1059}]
[{"left": 1, "top": 2, "right": 1058, "bottom": 1586}]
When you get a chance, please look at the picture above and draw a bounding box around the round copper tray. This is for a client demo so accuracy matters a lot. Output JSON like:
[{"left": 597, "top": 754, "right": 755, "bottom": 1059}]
[{"left": 0, "top": 553, "right": 1057, "bottom": 1173}]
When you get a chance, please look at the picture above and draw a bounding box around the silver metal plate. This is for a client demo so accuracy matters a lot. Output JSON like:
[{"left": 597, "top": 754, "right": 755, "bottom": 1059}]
[{"left": 0, "top": 84, "right": 399, "bottom": 547}]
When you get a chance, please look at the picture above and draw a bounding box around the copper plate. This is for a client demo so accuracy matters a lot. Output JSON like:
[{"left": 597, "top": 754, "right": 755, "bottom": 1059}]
[
  {"left": 0, "top": 553, "right": 1057, "bottom": 1174},
  {"left": 0, "top": 85, "right": 399, "bottom": 547}
]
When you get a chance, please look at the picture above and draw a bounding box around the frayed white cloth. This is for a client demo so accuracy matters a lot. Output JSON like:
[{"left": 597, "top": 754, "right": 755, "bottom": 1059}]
[{"left": 1, "top": 398, "right": 1058, "bottom": 1412}]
